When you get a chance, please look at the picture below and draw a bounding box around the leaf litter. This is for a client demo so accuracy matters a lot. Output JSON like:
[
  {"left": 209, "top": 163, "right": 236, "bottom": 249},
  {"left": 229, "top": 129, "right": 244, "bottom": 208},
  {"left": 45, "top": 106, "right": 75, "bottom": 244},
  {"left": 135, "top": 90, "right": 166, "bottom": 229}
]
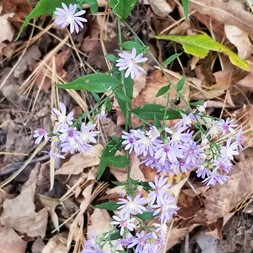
[{"left": 1, "top": 0, "right": 253, "bottom": 252}]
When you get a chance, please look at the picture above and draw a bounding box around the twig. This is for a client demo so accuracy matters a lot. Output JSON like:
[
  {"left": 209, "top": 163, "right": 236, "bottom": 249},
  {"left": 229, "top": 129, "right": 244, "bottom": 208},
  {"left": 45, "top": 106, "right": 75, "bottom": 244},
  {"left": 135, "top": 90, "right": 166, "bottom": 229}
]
[{"left": 0, "top": 154, "right": 50, "bottom": 176}]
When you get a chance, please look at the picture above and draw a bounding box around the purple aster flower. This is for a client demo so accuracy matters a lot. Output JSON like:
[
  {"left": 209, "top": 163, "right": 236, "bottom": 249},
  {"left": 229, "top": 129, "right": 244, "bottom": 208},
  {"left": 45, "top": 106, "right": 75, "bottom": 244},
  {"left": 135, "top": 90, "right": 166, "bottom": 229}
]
[
  {"left": 147, "top": 126, "right": 160, "bottom": 141},
  {"left": 154, "top": 141, "right": 183, "bottom": 164},
  {"left": 220, "top": 137, "right": 239, "bottom": 160},
  {"left": 196, "top": 166, "right": 211, "bottom": 179},
  {"left": 148, "top": 175, "right": 170, "bottom": 205},
  {"left": 122, "top": 130, "right": 139, "bottom": 154},
  {"left": 49, "top": 136, "right": 65, "bottom": 159},
  {"left": 82, "top": 238, "right": 104, "bottom": 253},
  {"left": 111, "top": 212, "right": 136, "bottom": 236},
  {"left": 183, "top": 141, "right": 203, "bottom": 165},
  {"left": 219, "top": 118, "right": 237, "bottom": 134},
  {"left": 153, "top": 223, "right": 167, "bottom": 241},
  {"left": 54, "top": 3, "right": 87, "bottom": 33},
  {"left": 116, "top": 48, "right": 148, "bottom": 79},
  {"left": 213, "top": 157, "right": 232, "bottom": 173},
  {"left": 165, "top": 126, "right": 192, "bottom": 145},
  {"left": 80, "top": 123, "right": 100, "bottom": 144},
  {"left": 151, "top": 193, "right": 179, "bottom": 223},
  {"left": 127, "top": 231, "right": 152, "bottom": 253},
  {"left": 60, "top": 138, "right": 90, "bottom": 154},
  {"left": 202, "top": 171, "right": 228, "bottom": 186},
  {"left": 175, "top": 112, "right": 196, "bottom": 129},
  {"left": 117, "top": 194, "right": 147, "bottom": 216},
  {"left": 58, "top": 127, "right": 80, "bottom": 142},
  {"left": 51, "top": 102, "right": 74, "bottom": 130},
  {"left": 34, "top": 128, "right": 48, "bottom": 144},
  {"left": 171, "top": 158, "right": 191, "bottom": 174}
]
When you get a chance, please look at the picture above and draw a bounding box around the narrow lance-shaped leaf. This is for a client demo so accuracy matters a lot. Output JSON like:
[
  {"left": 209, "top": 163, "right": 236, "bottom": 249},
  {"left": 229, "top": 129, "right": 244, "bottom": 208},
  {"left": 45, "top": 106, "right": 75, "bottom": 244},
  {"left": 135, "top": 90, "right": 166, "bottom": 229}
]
[
  {"left": 176, "top": 76, "right": 186, "bottom": 92},
  {"left": 132, "top": 104, "right": 181, "bottom": 120},
  {"left": 162, "top": 52, "right": 182, "bottom": 66},
  {"left": 181, "top": 0, "right": 189, "bottom": 19},
  {"left": 154, "top": 34, "right": 250, "bottom": 71},
  {"left": 93, "top": 202, "right": 121, "bottom": 211},
  {"left": 56, "top": 73, "right": 121, "bottom": 93}
]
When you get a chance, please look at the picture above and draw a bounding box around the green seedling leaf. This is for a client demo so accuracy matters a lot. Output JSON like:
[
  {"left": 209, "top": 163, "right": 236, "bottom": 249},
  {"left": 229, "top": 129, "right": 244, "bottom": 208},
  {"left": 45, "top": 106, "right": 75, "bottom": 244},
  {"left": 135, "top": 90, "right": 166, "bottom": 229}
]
[
  {"left": 132, "top": 104, "right": 181, "bottom": 120},
  {"left": 93, "top": 202, "right": 121, "bottom": 211},
  {"left": 56, "top": 73, "right": 120, "bottom": 93},
  {"left": 105, "top": 156, "right": 129, "bottom": 168},
  {"left": 181, "top": 0, "right": 189, "bottom": 19},
  {"left": 176, "top": 76, "right": 186, "bottom": 92},
  {"left": 109, "top": 0, "right": 138, "bottom": 19},
  {"left": 162, "top": 52, "right": 182, "bottom": 66},
  {"left": 156, "top": 85, "right": 169, "bottom": 97},
  {"left": 154, "top": 34, "right": 249, "bottom": 71}
]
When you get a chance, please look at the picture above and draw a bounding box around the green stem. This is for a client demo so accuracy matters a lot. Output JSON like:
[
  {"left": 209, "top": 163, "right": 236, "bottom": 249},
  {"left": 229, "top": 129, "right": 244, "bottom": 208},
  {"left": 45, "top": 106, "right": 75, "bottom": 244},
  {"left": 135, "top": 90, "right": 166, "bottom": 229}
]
[{"left": 118, "top": 19, "right": 132, "bottom": 192}]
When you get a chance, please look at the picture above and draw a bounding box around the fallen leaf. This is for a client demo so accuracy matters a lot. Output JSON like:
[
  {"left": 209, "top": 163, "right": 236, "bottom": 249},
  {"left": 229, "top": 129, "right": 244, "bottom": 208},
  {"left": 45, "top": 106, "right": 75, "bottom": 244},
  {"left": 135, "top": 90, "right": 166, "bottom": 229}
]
[
  {"left": 225, "top": 25, "right": 252, "bottom": 59},
  {"left": 55, "top": 144, "right": 103, "bottom": 175},
  {"left": 87, "top": 209, "right": 115, "bottom": 253},
  {"left": 0, "top": 163, "right": 48, "bottom": 238},
  {"left": 203, "top": 158, "right": 253, "bottom": 223},
  {"left": 0, "top": 227, "right": 27, "bottom": 253},
  {"left": 0, "top": 13, "right": 14, "bottom": 44},
  {"left": 190, "top": 0, "right": 253, "bottom": 39},
  {"left": 42, "top": 233, "right": 68, "bottom": 253},
  {"left": 150, "top": 0, "right": 174, "bottom": 17}
]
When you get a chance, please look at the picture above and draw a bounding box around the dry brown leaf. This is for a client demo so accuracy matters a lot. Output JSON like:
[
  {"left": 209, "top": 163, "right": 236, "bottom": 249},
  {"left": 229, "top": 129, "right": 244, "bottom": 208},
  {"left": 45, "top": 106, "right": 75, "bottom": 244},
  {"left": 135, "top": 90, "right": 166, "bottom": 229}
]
[
  {"left": 0, "top": 13, "right": 14, "bottom": 44},
  {"left": 190, "top": 0, "right": 253, "bottom": 38},
  {"left": 0, "top": 164, "right": 48, "bottom": 238},
  {"left": 0, "top": 227, "right": 27, "bottom": 253},
  {"left": 203, "top": 158, "right": 253, "bottom": 223},
  {"left": 150, "top": 0, "right": 174, "bottom": 17},
  {"left": 224, "top": 25, "right": 253, "bottom": 59},
  {"left": 237, "top": 57, "right": 253, "bottom": 91},
  {"left": 55, "top": 144, "right": 103, "bottom": 175},
  {"left": 32, "top": 237, "right": 45, "bottom": 253},
  {"left": 42, "top": 233, "right": 68, "bottom": 253},
  {"left": 87, "top": 209, "right": 115, "bottom": 253}
]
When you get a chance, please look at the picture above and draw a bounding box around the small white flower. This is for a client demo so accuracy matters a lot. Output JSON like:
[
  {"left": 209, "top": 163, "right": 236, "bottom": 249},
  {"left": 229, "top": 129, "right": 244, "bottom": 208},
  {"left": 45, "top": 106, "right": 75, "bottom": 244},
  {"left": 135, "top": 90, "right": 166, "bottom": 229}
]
[
  {"left": 116, "top": 48, "right": 148, "bottom": 79},
  {"left": 54, "top": 3, "right": 87, "bottom": 33}
]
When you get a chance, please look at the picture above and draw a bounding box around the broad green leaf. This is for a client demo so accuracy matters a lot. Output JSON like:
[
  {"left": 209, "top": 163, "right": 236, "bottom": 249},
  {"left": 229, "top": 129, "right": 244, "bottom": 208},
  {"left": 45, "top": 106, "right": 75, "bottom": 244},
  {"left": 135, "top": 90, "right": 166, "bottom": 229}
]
[
  {"left": 154, "top": 34, "right": 249, "bottom": 71},
  {"left": 176, "top": 76, "right": 186, "bottom": 92},
  {"left": 156, "top": 85, "right": 169, "bottom": 97},
  {"left": 136, "top": 212, "right": 154, "bottom": 220},
  {"left": 105, "top": 54, "right": 117, "bottom": 62},
  {"left": 121, "top": 41, "right": 146, "bottom": 53},
  {"left": 124, "top": 77, "right": 134, "bottom": 100},
  {"left": 162, "top": 52, "right": 182, "bottom": 66},
  {"left": 93, "top": 202, "right": 120, "bottom": 211},
  {"left": 181, "top": 0, "right": 189, "bottom": 19},
  {"left": 56, "top": 73, "right": 120, "bottom": 93},
  {"left": 132, "top": 104, "right": 181, "bottom": 120},
  {"left": 109, "top": 0, "right": 138, "bottom": 19},
  {"left": 18, "top": 0, "right": 73, "bottom": 38},
  {"left": 84, "top": 0, "right": 98, "bottom": 14}
]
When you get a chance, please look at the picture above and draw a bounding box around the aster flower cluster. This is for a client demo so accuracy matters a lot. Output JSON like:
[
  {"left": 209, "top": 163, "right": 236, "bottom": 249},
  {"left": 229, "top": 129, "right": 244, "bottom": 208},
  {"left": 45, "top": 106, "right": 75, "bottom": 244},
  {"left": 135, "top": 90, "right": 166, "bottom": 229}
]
[
  {"left": 122, "top": 111, "right": 243, "bottom": 186},
  {"left": 82, "top": 175, "right": 179, "bottom": 253},
  {"left": 33, "top": 102, "right": 99, "bottom": 158}
]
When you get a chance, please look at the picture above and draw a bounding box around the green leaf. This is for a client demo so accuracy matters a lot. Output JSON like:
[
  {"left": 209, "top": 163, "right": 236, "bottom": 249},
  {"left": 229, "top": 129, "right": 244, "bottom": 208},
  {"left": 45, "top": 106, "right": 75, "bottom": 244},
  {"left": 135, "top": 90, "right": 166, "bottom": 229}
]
[
  {"left": 154, "top": 115, "right": 161, "bottom": 128},
  {"left": 132, "top": 104, "right": 181, "bottom": 120},
  {"left": 98, "top": 139, "right": 119, "bottom": 180},
  {"left": 136, "top": 212, "right": 154, "bottom": 220},
  {"left": 105, "top": 54, "right": 117, "bottom": 62},
  {"left": 84, "top": 0, "right": 98, "bottom": 14},
  {"left": 181, "top": 0, "right": 189, "bottom": 19},
  {"left": 117, "top": 251, "right": 128, "bottom": 253},
  {"left": 154, "top": 34, "right": 250, "bottom": 71},
  {"left": 109, "top": 232, "right": 121, "bottom": 240},
  {"left": 156, "top": 85, "right": 169, "bottom": 97},
  {"left": 121, "top": 41, "right": 146, "bottom": 53},
  {"left": 162, "top": 52, "right": 182, "bottom": 66},
  {"left": 109, "top": 0, "right": 138, "bottom": 19},
  {"left": 56, "top": 73, "right": 120, "bottom": 93},
  {"left": 93, "top": 202, "right": 120, "bottom": 211},
  {"left": 104, "top": 156, "right": 129, "bottom": 168},
  {"left": 190, "top": 100, "right": 205, "bottom": 107},
  {"left": 176, "top": 76, "right": 186, "bottom": 92},
  {"left": 18, "top": 0, "right": 73, "bottom": 38}
]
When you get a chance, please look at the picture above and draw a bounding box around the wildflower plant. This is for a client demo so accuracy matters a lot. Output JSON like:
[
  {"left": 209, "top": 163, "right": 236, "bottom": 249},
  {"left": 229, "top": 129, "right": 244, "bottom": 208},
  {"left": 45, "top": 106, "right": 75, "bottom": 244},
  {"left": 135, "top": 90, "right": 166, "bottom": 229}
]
[{"left": 22, "top": 0, "right": 245, "bottom": 252}]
